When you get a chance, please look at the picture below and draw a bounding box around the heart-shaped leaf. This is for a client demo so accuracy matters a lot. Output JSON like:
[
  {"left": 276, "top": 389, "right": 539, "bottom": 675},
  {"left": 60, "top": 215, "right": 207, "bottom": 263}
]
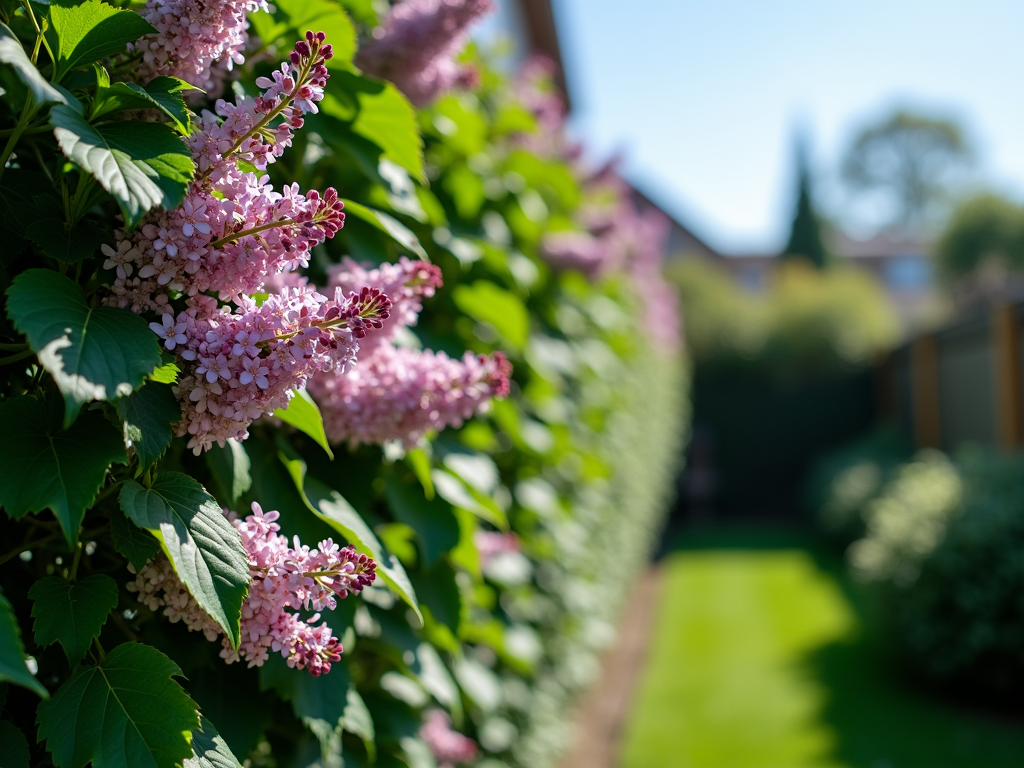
[
  {"left": 51, "top": 105, "right": 193, "bottom": 228},
  {"left": 119, "top": 473, "right": 249, "bottom": 649},
  {"left": 29, "top": 575, "right": 119, "bottom": 665},
  {"left": 36, "top": 642, "right": 199, "bottom": 768},
  {"left": 116, "top": 381, "right": 180, "bottom": 469},
  {"left": 46, "top": 0, "right": 155, "bottom": 83},
  {"left": 7, "top": 270, "right": 163, "bottom": 426},
  {"left": 184, "top": 717, "right": 242, "bottom": 768},
  {"left": 93, "top": 77, "right": 196, "bottom": 133},
  {"left": 109, "top": 505, "right": 159, "bottom": 572},
  {"left": 0, "top": 396, "right": 125, "bottom": 547}
]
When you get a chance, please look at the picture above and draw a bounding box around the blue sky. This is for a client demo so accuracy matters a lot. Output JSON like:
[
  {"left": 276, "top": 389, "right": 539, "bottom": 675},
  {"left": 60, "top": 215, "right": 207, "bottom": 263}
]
[{"left": 550, "top": 0, "right": 1024, "bottom": 254}]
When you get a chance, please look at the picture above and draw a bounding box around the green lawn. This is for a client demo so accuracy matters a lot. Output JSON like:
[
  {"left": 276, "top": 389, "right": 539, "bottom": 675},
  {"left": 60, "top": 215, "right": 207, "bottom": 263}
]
[{"left": 619, "top": 530, "right": 1024, "bottom": 768}]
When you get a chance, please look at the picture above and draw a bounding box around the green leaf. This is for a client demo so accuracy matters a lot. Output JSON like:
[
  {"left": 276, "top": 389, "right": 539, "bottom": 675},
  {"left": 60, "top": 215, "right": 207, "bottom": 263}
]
[
  {"left": 29, "top": 575, "right": 118, "bottom": 666},
  {"left": 150, "top": 360, "right": 180, "bottom": 384},
  {"left": 258, "top": 653, "right": 349, "bottom": 724},
  {"left": 280, "top": 455, "right": 423, "bottom": 625},
  {"left": 119, "top": 474, "right": 249, "bottom": 649},
  {"left": 25, "top": 214, "right": 108, "bottom": 263},
  {"left": 405, "top": 448, "right": 435, "bottom": 499},
  {"left": 431, "top": 468, "right": 507, "bottom": 530},
  {"left": 206, "top": 438, "right": 252, "bottom": 509},
  {"left": 0, "top": 396, "right": 125, "bottom": 547},
  {"left": 340, "top": 198, "right": 427, "bottom": 258},
  {"left": 36, "top": 642, "right": 199, "bottom": 768},
  {"left": 93, "top": 78, "right": 197, "bottom": 133},
  {"left": 116, "top": 381, "right": 179, "bottom": 469},
  {"left": 7, "top": 270, "right": 162, "bottom": 427},
  {"left": 341, "top": 683, "right": 376, "bottom": 761},
  {"left": 184, "top": 717, "right": 242, "bottom": 768},
  {"left": 451, "top": 281, "right": 529, "bottom": 352},
  {"left": 46, "top": 0, "right": 155, "bottom": 83},
  {"left": 50, "top": 105, "right": 194, "bottom": 228},
  {"left": 384, "top": 477, "right": 459, "bottom": 568},
  {"left": 415, "top": 642, "right": 461, "bottom": 722},
  {"left": 0, "top": 22, "right": 67, "bottom": 105},
  {"left": 0, "top": 721, "right": 29, "bottom": 768},
  {"left": 274, "top": 388, "right": 333, "bottom": 459},
  {"left": 110, "top": 504, "right": 159, "bottom": 571},
  {"left": 0, "top": 591, "right": 47, "bottom": 699},
  {"left": 322, "top": 72, "right": 424, "bottom": 181},
  {"left": 253, "top": 0, "right": 356, "bottom": 69}
]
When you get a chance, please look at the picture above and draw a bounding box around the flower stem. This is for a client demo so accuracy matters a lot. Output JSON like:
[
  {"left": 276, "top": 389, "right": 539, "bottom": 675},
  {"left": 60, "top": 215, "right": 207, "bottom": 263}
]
[
  {"left": 0, "top": 95, "right": 38, "bottom": 183},
  {"left": 208, "top": 218, "right": 295, "bottom": 249}
]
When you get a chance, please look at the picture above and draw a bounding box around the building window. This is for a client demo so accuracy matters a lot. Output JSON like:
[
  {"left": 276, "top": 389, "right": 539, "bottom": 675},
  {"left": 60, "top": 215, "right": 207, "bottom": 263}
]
[{"left": 884, "top": 256, "right": 932, "bottom": 292}]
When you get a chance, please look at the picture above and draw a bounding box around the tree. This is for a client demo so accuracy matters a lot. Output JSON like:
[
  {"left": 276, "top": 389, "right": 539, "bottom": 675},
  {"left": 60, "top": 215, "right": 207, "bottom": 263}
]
[
  {"left": 781, "top": 141, "right": 829, "bottom": 268},
  {"left": 934, "top": 193, "right": 1024, "bottom": 279},
  {"left": 841, "top": 109, "right": 973, "bottom": 236}
]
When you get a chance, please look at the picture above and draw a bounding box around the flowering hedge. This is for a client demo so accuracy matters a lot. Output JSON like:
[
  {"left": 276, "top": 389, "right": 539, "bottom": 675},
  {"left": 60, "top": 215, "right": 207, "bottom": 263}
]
[{"left": 0, "top": 1, "right": 686, "bottom": 767}]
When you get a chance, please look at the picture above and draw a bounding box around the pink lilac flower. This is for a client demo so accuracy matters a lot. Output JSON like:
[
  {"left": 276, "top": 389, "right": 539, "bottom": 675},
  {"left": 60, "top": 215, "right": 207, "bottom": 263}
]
[
  {"left": 419, "top": 709, "right": 478, "bottom": 767},
  {"left": 474, "top": 530, "right": 520, "bottom": 568},
  {"left": 511, "top": 55, "right": 577, "bottom": 158},
  {"left": 134, "top": 0, "right": 268, "bottom": 92},
  {"left": 102, "top": 34, "right": 390, "bottom": 449},
  {"left": 310, "top": 343, "right": 510, "bottom": 447},
  {"left": 307, "top": 259, "right": 511, "bottom": 447},
  {"left": 128, "top": 502, "right": 376, "bottom": 676},
  {"left": 355, "top": 0, "right": 495, "bottom": 107},
  {"left": 171, "top": 284, "right": 391, "bottom": 454},
  {"left": 106, "top": 34, "right": 339, "bottom": 309}
]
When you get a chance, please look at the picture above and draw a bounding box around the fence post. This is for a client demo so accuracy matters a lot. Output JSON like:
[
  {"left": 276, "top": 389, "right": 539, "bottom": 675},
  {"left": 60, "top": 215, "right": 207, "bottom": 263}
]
[
  {"left": 991, "top": 303, "right": 1023, "bottom": 450},
  {"left": 911, "top": 334, "right": 941, "bottom": 448}
]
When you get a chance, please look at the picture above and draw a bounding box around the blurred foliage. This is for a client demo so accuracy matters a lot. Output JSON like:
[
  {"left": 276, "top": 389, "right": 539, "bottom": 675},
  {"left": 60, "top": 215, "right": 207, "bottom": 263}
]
[
  {"left": 667, "top": 258, "right": 899, "bottom": 379},
  {"left": 803, "top": 425, "right": 913, "bottom": 545},
  {"left": 811, "top": 440, "right": 1024, "bottom": 706},
  {"left": 841, "top": 109, "right": 973, "bottom": 236},
  {"left": 847, "top": 450, "right": 962, "bottom": 586},
  {"left": 934, "top": 192, "right": 1024, "bottom": 278}
]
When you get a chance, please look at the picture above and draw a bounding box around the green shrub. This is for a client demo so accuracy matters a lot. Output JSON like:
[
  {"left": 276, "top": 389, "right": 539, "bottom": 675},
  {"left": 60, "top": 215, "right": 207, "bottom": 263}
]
[
  {"left": 668, "top": 259, "right": 899, "bottom": 379},
  {"left": 845, "top": 447, "right": 1024, "bottom": 703},
  {"left": 804, "top": 425, "right": 913, "bottom": 544}
]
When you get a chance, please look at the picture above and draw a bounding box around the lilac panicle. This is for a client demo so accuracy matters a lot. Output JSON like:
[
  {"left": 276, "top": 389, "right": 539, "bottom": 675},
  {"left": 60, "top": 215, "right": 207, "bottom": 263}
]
[
  {"left": 135, "top": 0, "right": 268, "bottom": 92},
  {"left": 106, "top": 34, "right": 339, "bottom": 309},
  {"left": 308, "top": 258, "right": 511, "bottom": 447},
  {"left": 170, "top": 285, "right": 391, "bottom": 454},
  {"left": 129, "top": 503, "right": 376, "bottom": 676},
  {"left": 103, "top": 34, "right": 397, "bottom": 452},
  {"left": 310, "top": 344, "right": 511, "bottom": 448},
  {"left": 355, "top": 0, "right": 495, "bottom": 107}
]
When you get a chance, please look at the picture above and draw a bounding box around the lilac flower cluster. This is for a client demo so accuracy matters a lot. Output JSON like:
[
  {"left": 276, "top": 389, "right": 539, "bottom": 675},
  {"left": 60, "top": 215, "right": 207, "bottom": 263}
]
[
  {"left": 104, "top": 35, "right": 395, "bottom": 452},
  {"left": 129, "top": 503, "right": 376, "bottom": 676},
  {"left": 307, "top": 258, "right": 511, "bottom": 447},
  {"left": 135, "top": 0, "right": 266, "bottom": 92},
  {"left": 419, "top": 710, "right": 478, "bottom": 767},
  {"left": 106, "top": 34, "right": 339, "bottom": 308},
  {"left": 355, "top": 0, "right": 495, "bottom": 107},
  {"left": 168, "top": 285, "right": 390, "bottom": 453}
]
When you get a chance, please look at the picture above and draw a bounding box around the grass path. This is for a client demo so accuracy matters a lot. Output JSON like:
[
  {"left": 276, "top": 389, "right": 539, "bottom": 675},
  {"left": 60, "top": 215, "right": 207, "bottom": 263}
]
[{"left": 619, "top": 530, "right": 1024, "bottom": 768}]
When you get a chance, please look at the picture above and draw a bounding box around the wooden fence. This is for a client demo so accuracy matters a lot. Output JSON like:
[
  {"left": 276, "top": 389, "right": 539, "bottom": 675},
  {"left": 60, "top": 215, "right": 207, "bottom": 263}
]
[{"left": 876, "top": 303, "right": 1024, "bottom": 451}]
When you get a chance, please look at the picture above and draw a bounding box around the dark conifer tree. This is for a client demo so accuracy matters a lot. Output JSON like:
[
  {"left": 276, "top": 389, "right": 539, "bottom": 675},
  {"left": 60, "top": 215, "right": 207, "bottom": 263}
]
[{"left": 781, "top": 142, "right": 829, "bottom": 268}]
